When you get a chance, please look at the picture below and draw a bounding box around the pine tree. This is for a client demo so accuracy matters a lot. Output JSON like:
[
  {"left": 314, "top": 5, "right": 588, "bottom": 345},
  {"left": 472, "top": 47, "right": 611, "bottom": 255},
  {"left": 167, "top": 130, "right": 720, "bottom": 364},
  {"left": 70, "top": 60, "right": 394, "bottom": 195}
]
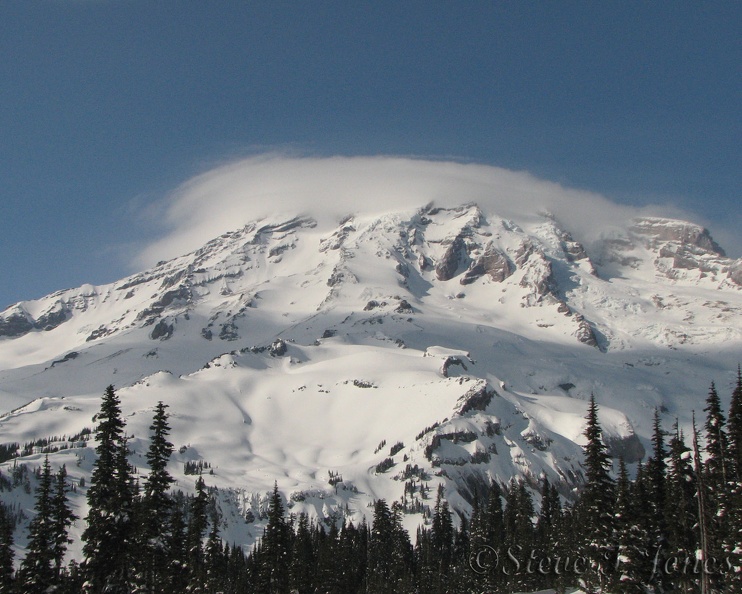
[
  {"left": 0, "top": 503, "right": 14, "bottom": 590},
  {"left": 430, "top": 485, "right": 453, "bottom": 584},
  {"left": 367, "top": 499, "right": 412, "bottom": 593},
  {"left": 19, "top": 456, "right": 56, "bottom": 593},
  {"left": 704, "top": 382, "right": 730, "bottom": 490},
  {"left": 729, "top": 365, "right": 742, "bottom": 481},
  {"left": 578, "top": 394, "right": 615, "bottom": 593},
  {"left": 289, "top": 513, "right": 315, "bottom": 594},
  {"left": 186, "top": 476, "right": 209, "bottom": 592},
  {"left": 165, "top": 492, "right": 189, "bottom": 593},
  {"left": 465, "top": 495, "right": 489, "bottom": 593},
  {"left": 535, "top": 476, "right": 559, "bottom": 553},
  {"left": 502, "top": 480, "right": 536, "bottom": 592},
  {"left": 450, "top": 512, "right": 471, "bottom": 593},
  {"left": 340, "top": 519, "right": 368, "bottom": 594},
  {"left": 703, "top": 381, "right": 731, "bottom": 584},
  {"left": 257, "top": 482, "right": 291, "bottom": 593},
  {"left": 644, "top": 408, "right": 671, "bottom": 591},
  {"left": 724, "top": 369, "right": 742, "bottom": 590},
  {"left": 51, "top": 464, "right": 77, "bottom": 581},
  {"left": 532, "top": 476, "right": 561, "bottom": 590},
  {"left": 665, "top": 421, "right": 699, "bottom": 593},
  {"left": 138, "top": 401, "right": 175, "bottom": 591},
  {"left": 205, "top": 504, "right": 226, "bottom": 593},
  {"left": 692, "top": 413, "right": 715, "bottom": 594},
  {"left": 82, "top": 384, "right": 136, "bottom": 593},
  {"left": 611, "top": 458, "right": 651, "bottom": 592},
  {"left": 315, "top": 520, "right": 342, "bottom": 593}
]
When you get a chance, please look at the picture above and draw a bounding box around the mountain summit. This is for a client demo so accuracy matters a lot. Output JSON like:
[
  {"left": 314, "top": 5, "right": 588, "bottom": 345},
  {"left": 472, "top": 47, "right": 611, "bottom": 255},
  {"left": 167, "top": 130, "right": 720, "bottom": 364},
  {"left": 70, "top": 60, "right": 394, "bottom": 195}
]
[{"left": 0, "top": 202, "right": 740, "bottom": 551}]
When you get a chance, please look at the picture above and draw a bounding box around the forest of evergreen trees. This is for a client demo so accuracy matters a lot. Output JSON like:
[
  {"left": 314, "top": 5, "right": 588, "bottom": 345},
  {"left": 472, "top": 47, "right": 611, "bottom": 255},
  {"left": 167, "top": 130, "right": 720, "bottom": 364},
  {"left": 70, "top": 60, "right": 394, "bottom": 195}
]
[{"left": 0, "top": 371, "right": 741, "bottom": 593}]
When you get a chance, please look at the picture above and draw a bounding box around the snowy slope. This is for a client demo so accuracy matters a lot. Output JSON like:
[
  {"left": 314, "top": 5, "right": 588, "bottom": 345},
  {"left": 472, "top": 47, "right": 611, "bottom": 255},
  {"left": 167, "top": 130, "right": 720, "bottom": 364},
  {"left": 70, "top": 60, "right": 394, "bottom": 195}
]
[{"left": 0, "top": 203, "right": 740, "bottom": 559}]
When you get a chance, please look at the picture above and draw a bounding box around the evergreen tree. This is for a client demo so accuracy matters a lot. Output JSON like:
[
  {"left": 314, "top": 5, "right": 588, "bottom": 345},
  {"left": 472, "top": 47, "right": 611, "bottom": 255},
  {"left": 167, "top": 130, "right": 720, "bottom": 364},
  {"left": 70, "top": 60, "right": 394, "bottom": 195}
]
[
  {"left": 578, "top": 394, "right": 615, "bottom": 593},
  {"left": 729, "top": 365, "right": 742, "bottom": 481},
  {"left": 483, "top": 482, "right": 505, "bottom": 592},
  {"left": 289, "top": 513, "right": 315, "bottom": 594},
  {"left": 484, "top": 481, "right": 504, "bottom": 551},
  {"left": 644, "top": 408, "right": 670, "bottom": 591},
  {"left": 138, "top": 401, "right": 175, "bottom": 592},
  {"left": 704, "top": 382, "right": 730, "bottom": 493},
  {"left": 611, "top": 458, "right": 648, "bottom": 592},
  {"left": 51, "top": 464, "right": 77, "bottom": 581},
  {"left": 226, "top": 543, "right": 251, "bottom": 594},
  {"left": 665, "top": 421, "right": 699, "bottom": 593},
  {"left": 449, "top": 512, "right": 471, "bottom": 593},
  {"left": 340, "top": 519, "right": 368, "bottom": 594},
  {"left": 0, "top": 503, "right": 14, "bottom": 591},
  {"left": 82, "top": 385, "right": 136, "bottom": 593},
  {"left": 205, "top": 505, "right": 226, "bottom": 593},
  {"left": 367, "top": 499, "right": 412, "bottom": 593},
  {"left": 703, "top": 381, "right": 731, "bottom": 582},
  {"left": 692, "top": 413, "right": 715, "bottom": 594},
  {"left": 186, "top": 476, "right": 209, "bottom": 592},
  {"left": 165, "top": 492, "right": 189, "bottom": 593},
  {"left": 533, "top": 476, "right": 561, "bottom": 591},
  {"left": 429, "top": 485, "right": 454, "bottom": 582},
  {"left": 724, "top": 369, "right": 742, "bottom": 589},
  {"left": 415, "top": 485, "right": 454, "bottom": 593},
  {"left": 535, "top": 476, "right": 560, "bottom": 554},
  {"left": 257, "top": 482, "right": 291, "bottom": 593},
  {"left": 503, "top": 480, "right": 536, "bottom": 592},
  {"left": 19, "top": 456, "right": 56, "bottom": 593},
  {"left": 315, "top": 521, "right": 342, "bottom": 593}
]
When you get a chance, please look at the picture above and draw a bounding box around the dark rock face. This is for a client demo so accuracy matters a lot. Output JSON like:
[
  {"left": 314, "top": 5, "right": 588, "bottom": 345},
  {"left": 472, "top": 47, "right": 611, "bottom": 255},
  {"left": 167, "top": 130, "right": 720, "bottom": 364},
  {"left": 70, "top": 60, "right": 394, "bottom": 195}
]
[
  {"left": 457, "top": 384, "right": 496, "bottom": 416},
  {"left": 136, "top": 285, "right": 193, "bottom": 323},
  {"left": 327, "top": 265, "right": 357, "bottom": 287},
  {"left": 418, "top": 254, "right": 433, "bottom": 271},
  {"left": 50, "top": 351, "right": 79, "bottom": 368},
  {"left": 86, "top": 326, "right": 114, "bottom": 342},
  {"left": 574, "top": 314, "right": 599, "bottom": 348},
  {"left": 632, "top": 218, "right": 726, "bottom": 256},
  {"left": 659, "top": 244, "right": 718, "bottom": 272},
  {"left": 395, "top": 262, "right": 409, "bottom": 278},
  {"left": 0, "top": 304, "right": 71, "bottom": 338},
  {"left": 35, "top": 307, "right": 70, "bottom": 331},
  {"left": 150, "top": 319, "right": 174, "bottom": 340},
  {"left": 460, "top": 243, "right": 513, "bottom": 285},
  {"left": 441, "top": 356, "right": 468, "bottom": 378},
  {"left": 364, "top": 300, "right": 380, "bottom": 311},
  {"left": 0, "top": 313, "right": 34, "bottom": 337},
  {"left": 395, "top": 299, "right": 413, "bottom": 314},
  {"left": 435, "top": 236, "right": 469, "bottom": 281},
  {"left": 729, "top": 261, "right": 742, "bottom": 286},
  {"left": 514, "top": 240, "right": 535, "bottom": 267},
  {"left": 269, "top": 339, "right": 287, "bottom": 357},
  {"left": 219, "top": 321, "right": 239, "bottom": 341},
  {"left": 605, "top": 433, "right": 645, "bottom": 463}
]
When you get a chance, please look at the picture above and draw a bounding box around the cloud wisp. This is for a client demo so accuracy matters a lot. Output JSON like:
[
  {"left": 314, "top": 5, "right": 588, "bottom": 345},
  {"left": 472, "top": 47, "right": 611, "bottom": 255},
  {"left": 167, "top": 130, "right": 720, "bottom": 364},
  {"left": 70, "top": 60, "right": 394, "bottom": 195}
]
[{"left": 134, "top": 154, "right": 694, "bottom": 268}]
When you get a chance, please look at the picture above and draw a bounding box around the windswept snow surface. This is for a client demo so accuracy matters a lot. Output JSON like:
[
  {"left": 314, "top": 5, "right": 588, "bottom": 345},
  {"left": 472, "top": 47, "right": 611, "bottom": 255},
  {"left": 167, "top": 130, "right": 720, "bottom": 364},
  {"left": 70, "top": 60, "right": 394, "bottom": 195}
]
[{"left": 1, "top": 204, "right": 740, "bottom": 561}]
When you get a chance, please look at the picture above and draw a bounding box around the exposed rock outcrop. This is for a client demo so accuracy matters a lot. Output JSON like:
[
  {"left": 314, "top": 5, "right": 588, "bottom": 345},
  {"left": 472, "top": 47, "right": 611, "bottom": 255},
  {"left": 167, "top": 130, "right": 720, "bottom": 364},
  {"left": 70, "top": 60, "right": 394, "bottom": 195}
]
[
  {"left": 460, "top": 243, "right": 513, "bottom": 285},
  {"left": 605, "top": 433, "right": 645, "bottom": 463},
  {"left": 0, "top": 312, "right": 34, "bottom": 338},
  {"left": 435, "top": 236, "right": 470, "bottom": 281}
]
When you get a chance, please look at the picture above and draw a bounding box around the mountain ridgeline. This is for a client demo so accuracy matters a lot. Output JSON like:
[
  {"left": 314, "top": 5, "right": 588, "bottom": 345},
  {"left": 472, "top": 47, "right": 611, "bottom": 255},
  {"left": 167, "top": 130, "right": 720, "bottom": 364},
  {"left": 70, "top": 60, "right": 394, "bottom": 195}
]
[{"left": 0, "top": 203, "right": 741, "bottom": 590}]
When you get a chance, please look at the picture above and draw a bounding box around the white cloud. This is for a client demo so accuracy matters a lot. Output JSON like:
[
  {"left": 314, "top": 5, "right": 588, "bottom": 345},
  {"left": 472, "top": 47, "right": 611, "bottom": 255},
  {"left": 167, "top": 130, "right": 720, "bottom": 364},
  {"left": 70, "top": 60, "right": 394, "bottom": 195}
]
[{"left": 133, "top": 154, "right": 704, "bottom": 268}]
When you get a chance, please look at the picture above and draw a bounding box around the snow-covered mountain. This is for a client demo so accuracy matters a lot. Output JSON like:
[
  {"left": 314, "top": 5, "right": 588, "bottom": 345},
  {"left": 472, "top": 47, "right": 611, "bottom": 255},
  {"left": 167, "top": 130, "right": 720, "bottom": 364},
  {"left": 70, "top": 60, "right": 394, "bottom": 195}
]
[{"left": 1, "top": 202, "right": 740, "bottom": 556}]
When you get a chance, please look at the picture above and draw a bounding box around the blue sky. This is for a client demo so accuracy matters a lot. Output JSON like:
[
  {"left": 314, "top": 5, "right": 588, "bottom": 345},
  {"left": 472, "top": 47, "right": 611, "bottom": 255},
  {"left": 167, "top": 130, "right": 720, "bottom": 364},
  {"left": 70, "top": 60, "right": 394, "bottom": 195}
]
[{"left": 1, "top": 1, "right": 740, "bottom": 310}]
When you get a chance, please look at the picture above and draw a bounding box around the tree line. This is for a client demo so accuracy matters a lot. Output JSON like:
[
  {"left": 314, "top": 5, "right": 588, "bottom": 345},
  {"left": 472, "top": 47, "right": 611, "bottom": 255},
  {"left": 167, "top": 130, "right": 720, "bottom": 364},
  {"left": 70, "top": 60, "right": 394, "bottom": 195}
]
[{"left": 0, "top": 370, "right": 740, "bottom": 592}]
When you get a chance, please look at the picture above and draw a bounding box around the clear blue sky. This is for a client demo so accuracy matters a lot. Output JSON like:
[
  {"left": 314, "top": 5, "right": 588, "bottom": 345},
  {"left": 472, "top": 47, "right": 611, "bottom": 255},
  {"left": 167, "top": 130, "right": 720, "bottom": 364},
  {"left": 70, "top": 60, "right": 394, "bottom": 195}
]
[{"left": 1, "top": 1, "right": 740, "bottom": 310}]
